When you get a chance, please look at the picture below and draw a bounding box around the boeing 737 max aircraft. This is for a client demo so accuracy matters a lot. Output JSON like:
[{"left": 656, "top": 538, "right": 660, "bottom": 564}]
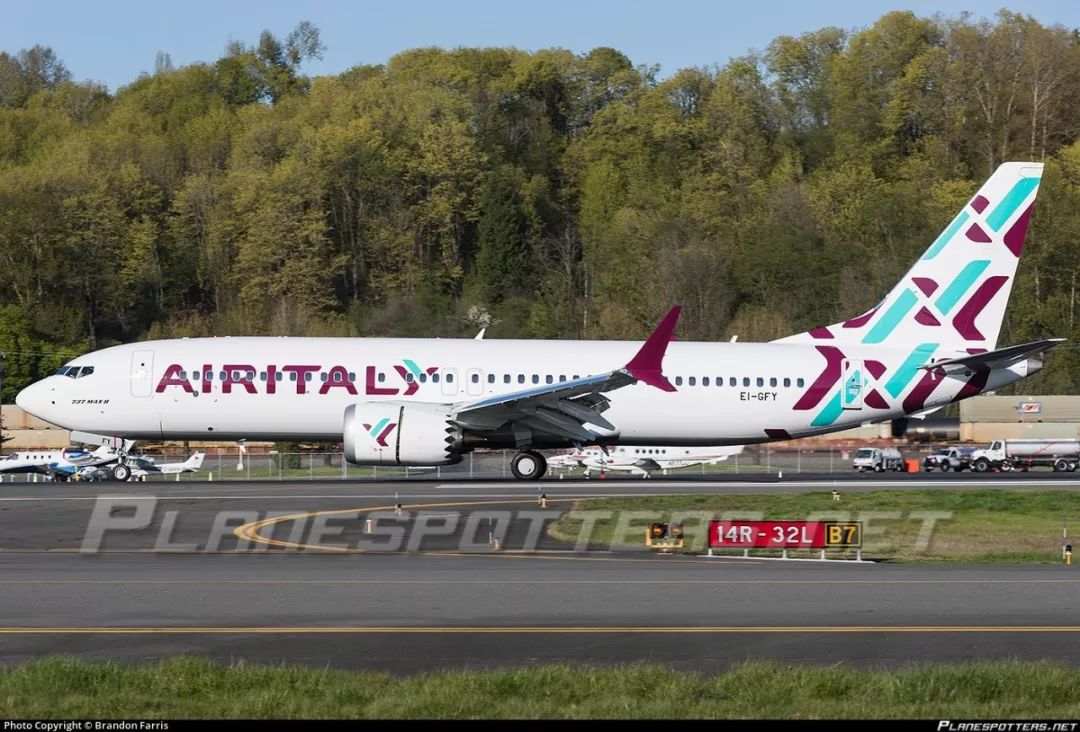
[{"left": 16, "top": 163, "right": 1062, "bottom": 479}]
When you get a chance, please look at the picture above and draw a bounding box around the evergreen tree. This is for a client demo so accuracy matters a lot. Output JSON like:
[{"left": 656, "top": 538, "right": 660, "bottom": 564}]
[{"left": 475, "top": 171, "right": 529, "bottom": 304}]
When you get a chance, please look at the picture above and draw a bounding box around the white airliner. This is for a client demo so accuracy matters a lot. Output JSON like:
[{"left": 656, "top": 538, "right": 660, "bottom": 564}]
[
  {"left": 0, "top": 445, "right": 119, "bottom": 481},
  {"left": 15, "top": 163, "right": 1062, "bottom": 480},
  {"left": 549, "top": 445, "right": 744, "bottom": 477}
]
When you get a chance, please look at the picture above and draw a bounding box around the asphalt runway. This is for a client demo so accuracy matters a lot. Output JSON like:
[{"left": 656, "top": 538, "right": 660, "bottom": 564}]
[{"left": 1, "top": 475, "right": 1079, "bottom": 673}]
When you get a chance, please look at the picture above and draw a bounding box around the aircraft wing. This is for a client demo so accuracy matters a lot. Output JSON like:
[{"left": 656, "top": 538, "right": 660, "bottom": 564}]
[
  {"left": 451, "top": 307, "right": 681, "bottom": 443},
  {"left": 633, "top": 458, "right": 663, "bottom": 471},
  {"left": 921, "top": 338, "right": 1065, "bottom": 375}
]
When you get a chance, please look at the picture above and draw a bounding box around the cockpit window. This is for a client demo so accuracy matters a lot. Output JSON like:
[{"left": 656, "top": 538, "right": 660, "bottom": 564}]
[
  {"left": 1, "top": 454, "right": 17, "bottom": 461},
  {"left": 77, "top": 366, "right": 94, "bottom": 378},
  {"left": 56, "top": 366, "right": 78, "bottom": 378}
]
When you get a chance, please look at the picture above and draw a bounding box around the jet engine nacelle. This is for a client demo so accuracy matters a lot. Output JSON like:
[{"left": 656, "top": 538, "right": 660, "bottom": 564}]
[{"left": 343, "top": 402, "right": 463, "bottom": 466}]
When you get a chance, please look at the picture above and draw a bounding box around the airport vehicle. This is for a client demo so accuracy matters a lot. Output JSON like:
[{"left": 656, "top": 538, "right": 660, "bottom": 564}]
[
  {"left": 79, "top": 452, "right": 206, "bottom": 481},
  {"left": 15, "top": 163, "right": 1063, "bottom": 480},
  {"left": 970, "top": 439, "right": 1080, "bottom": 472},
  {"left": 0, "top": 445, "right": 120, "bottom": 481},
  {"left": 852, "top": 446, "right": 904, "bottom": 472},
  {"left": 549, "top": 445, "right": 744, "bottom": 477},
  {"left": 923, "top": 446, "right": 973, "bottom": 472}
]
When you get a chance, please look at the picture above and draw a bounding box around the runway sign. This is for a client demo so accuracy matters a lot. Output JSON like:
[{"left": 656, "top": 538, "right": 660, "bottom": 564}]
[{"left": 708, "top": 521, "right": 862, "bottom": 549}]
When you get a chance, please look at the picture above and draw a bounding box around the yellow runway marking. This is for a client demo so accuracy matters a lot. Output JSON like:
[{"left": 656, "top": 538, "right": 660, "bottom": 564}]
[
  {"left": 1, "top": 626, "right": 1080, "bottom": 635},
  {"left": 234, "top": 496, "right": 587, "bottom": 552}
]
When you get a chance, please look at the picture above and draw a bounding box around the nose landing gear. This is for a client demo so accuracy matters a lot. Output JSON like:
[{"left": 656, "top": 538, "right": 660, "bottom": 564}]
[{"left": 511, "top": 450, "right": 548, "bottom": 480}]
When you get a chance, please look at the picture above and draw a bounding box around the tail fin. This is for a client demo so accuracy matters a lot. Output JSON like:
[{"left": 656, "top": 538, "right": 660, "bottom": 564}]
[
  {"left": 185, "top": 452, "right": 205, "bottom": 470},
  {"left": 776, "top": 162, "right": 1043, "bottom": 351}
]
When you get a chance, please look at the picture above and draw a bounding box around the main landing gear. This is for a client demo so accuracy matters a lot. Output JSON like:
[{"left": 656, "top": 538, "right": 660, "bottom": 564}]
[{"left": 511, "top": 450, "right": 548, "bottom": 480}]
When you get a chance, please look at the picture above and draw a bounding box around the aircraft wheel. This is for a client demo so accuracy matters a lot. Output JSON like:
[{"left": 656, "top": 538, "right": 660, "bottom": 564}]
[
  {"left": 111, "top": 464, "right": 132, "bottom": 482},
  {"left": 511, "top": 451, "right": 547, "bottom": 481}
]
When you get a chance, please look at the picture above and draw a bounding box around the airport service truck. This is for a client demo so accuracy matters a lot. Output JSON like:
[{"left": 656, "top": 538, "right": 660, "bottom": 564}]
[
  {"left": 852, "top": 447, "right": 904, "bottom": 472},
  {"left": 970, "top": 439, "right": 1080, "bottom": 473}
]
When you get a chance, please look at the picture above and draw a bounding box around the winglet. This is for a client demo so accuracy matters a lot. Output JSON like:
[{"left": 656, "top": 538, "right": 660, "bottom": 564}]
[{"left": 625, "top": 306, "right": 681, "bottom": 392}]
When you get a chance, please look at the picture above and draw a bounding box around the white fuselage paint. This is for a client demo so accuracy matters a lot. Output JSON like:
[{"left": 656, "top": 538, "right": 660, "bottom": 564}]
[{"left": 16, "top": 336, "right": 1032, "bottom": 449}]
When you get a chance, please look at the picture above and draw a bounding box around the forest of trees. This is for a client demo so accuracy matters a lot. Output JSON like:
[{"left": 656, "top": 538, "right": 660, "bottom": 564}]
[{"left": 3, "top": 10, "right": 1080, "bottom": 402}]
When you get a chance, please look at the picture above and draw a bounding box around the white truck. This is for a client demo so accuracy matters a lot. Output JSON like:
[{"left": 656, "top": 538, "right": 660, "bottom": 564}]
[
  {"left": 970, "top": 439, "right": 1080, "bottom": 473},
  {"left": 853, "top": 447, "right": 905, "bottom": 472}
]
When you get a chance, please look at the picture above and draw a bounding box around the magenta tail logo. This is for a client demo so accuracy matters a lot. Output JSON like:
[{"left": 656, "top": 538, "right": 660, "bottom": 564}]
[{"left": 362, "top": 418, "right": 397, "bottom": 447}]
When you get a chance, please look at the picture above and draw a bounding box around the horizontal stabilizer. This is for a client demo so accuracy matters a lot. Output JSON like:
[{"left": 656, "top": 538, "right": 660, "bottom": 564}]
[{"left": 921, "top": 338, "right": 1065, "bottom": 373}]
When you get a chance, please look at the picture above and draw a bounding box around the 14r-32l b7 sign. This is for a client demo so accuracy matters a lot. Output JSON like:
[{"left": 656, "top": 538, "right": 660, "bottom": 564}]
[{"left": 708, "top": 521, "right": 862, "bottom": 549}]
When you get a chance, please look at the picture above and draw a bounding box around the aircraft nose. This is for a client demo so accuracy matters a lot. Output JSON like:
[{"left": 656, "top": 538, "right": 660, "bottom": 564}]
[{"left": 15, "top": 381, "right": 49, "bottom": 419}]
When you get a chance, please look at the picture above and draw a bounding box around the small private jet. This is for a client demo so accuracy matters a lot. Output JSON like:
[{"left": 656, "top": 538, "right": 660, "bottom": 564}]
[
  {"left": 0, "top": 445, "right": 120, "bottom": 481},
  {"left": 548, "top": 445, "right": 744, "bottom": 477},
  {"left": 78, "top": 452, "right": 206, "bottom": 482}
]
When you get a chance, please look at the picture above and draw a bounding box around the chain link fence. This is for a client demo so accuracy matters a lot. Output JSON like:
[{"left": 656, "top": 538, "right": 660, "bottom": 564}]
[{"left": 0, "top": 444, "right": 945, "bottom": 483}]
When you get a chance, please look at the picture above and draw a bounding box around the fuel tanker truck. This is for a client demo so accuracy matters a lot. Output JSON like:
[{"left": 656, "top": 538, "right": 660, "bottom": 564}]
[{"left": 969, "top": 439, "right": 1080, "bottom": 472}]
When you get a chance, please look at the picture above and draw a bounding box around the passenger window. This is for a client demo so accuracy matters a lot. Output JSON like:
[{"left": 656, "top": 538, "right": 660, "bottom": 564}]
[
  {"left": 487, "top": 374, "right": 495, "bottom": 384},
  {"left": 471, "top": 373, "right": 479, "bottom": 384},
  {"left": 702, "top": 377, "right": 710, "bottom": 386},
  {"left": 320, "top": 373, "right": 328, "bottom": 382},
  {"left": 304, "top": 372, "right": 312, "bottom": 382},
  {"left": 179, "top": 371, "right": 187, "bottom": 380},
  {"left": 377, "top": 372, "right": 385, "bottom": 383},
  {"left": 729, "top": 377, "right": 736, "bottom": 387},
  {"left": 334, "top": 372, "right": 342, "bottom": 383},
  {"left": 743, "top": 377, "right": 750, "bottom": 387},
  {"left": 432, "top": 374, "right": 441, "bottom": 383},
  {"left": 503, "top": 374, "right": 511, "bottom": 384},
  {"left": 276, "top": 372, "right": 284, "bottom": 381},
  {"left": 219, "top": 371, "right": 227, "bottom": 381},
  {"left": 797, "top": 378, "right": 805, "bottom": 387},
  {"left": 688, "top": 377, "right": 696, "bottom": 386},
  {"left": 193, "top": 372, "right": 201, "bottom": 381},
  {"left": 675, "top": 376, "right": 683, "bottom": 386},
  {"left": 289, "top": 372, "right": 297, "bottom": 382},
  {"left": 518, "top": 374, "right": 525, "bottom": 384},
  {"left": 419, "top": 373, "right": 427, "bottom": 383},
  {"left": 559, "top": 375, "right": 567, "bottom": 382},
  {"left": 756, "top": 377, "right": 764, "bottom": 387},
  {"left": 259, "top": 372, "right": 266, "bottom": 381},
  {"left": 446, "top": 373, "right": 454, "bottom": 383},
  {"left": 405, "top": 373, "right": 414, "bottom": 383},
  {"left": 769, "top": 378, "right": 777, "bottom": 387},
  {"left": 545, "top": 375, "right": 553, "bottom": 384},
  {"left": 531, "top": 375, "right": 539, "bottom": 384},
  {"left": 784, "top": 378, "right": 791, "bottom": 387},
  {"left": 348, "top": 372, "right": 356, "bottom": 382}
]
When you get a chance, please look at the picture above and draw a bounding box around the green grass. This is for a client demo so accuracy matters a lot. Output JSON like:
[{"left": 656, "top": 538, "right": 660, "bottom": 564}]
[
  {"left": 548, "top": 490, "right": 1078, "bottom": 562},
  {"left": 2, "top": 657, "right": 1078, "bottom": 718}
]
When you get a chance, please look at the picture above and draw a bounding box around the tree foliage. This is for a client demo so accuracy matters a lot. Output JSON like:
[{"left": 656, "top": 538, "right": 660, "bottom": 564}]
[{"left": 2, "top": 12, "right": 1080, "bottom": 394}]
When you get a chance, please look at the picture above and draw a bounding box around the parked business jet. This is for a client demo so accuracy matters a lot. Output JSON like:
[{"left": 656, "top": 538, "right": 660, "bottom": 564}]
[
  {"left": 549, "top": 445, "right": 744, "bottom": 477},
  {"left": 16, "top": 163, "right": 1061, "bottom": 480},
  {"left": 0, "top": 445, "right": 120, "bottom": 481},
  {"left": 79, "top": 452, "right": 205, "bottom": 481}
]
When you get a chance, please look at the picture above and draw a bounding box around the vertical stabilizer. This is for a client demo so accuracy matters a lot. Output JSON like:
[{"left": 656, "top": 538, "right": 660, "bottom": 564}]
[{"left": 776, "top": 162, "right": 1043, "bottom": 351}]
